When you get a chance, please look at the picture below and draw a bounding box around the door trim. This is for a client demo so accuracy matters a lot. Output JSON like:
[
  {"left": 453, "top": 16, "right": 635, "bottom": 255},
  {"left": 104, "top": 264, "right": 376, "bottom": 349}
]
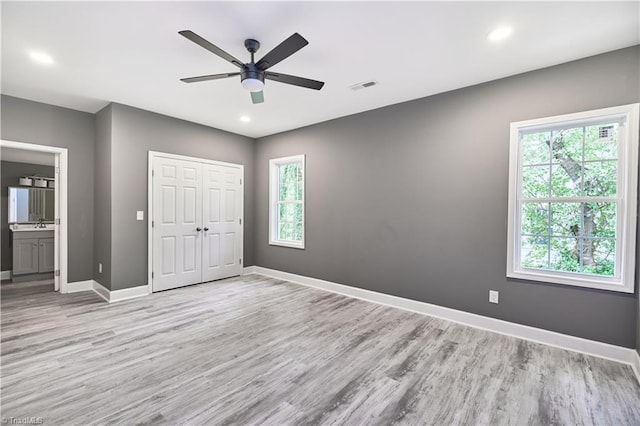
[
  {"left": 147, "top": 151, "right": 244, "bottom": 294},
  {"left": 0, "top": 140, "right": 68, "bottom": 293}
]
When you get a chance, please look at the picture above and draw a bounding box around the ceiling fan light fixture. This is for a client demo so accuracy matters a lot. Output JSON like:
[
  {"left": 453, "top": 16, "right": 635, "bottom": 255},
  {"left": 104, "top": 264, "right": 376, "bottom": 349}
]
[{"left": 241, "top": 78, "right": 264, "bottom": 92}]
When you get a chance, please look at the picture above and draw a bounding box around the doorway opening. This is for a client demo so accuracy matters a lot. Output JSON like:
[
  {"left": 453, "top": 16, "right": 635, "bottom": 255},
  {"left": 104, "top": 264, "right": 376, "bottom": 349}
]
[{"left": 0, "top": 140, "right": 68, "bottom": 293}]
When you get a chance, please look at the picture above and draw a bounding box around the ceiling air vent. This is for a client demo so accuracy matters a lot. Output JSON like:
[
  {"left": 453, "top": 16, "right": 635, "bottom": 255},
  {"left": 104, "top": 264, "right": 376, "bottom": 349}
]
[{"left": 349, "top": 81, "right": 378, "bottom": 91}]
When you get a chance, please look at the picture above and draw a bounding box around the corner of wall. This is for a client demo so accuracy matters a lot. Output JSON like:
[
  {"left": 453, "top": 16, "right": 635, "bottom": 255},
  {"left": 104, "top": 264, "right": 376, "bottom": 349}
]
[{"left": 93, "top": 104, "right": 113, "bottom": 290}]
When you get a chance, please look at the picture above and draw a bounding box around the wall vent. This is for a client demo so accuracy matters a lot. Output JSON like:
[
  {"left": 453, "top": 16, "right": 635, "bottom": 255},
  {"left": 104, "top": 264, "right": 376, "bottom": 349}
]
[
  {"left": 349, "top": 81, "right": 378, "bottom": 91},
  {"left": 598, "top": 125, "right": 614, "bottom": 140}
]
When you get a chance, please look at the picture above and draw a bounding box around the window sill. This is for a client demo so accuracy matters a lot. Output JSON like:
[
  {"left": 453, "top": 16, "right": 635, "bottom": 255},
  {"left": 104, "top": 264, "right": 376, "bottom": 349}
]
[
  {"left": 507, "top": 269, "right": 633, "bottom": 293},
  {"left": 269, "top": 240, "right": 305, "bottom": 250}
]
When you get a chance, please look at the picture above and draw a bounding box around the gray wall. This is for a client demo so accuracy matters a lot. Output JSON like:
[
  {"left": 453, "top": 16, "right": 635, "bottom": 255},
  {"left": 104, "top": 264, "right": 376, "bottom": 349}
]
[
  {"left": 94, "top": 105, "right": 112, "bottom": 288},
  {"left": 1, "top": 161, "right": 55, "bottom": 271},
  {"left": 1, "top": 96, "right": 95, "bottom": 283},
  {"left": 103, "top": 103, "right": 254, "bottom": 290},
  {"left": 255, "top": 46, "right": 640, "bottom": 348}
]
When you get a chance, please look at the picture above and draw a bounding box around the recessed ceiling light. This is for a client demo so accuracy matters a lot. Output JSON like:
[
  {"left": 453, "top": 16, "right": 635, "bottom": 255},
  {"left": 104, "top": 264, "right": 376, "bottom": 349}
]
[
  {"left": 487, "top": 26, "right": 513, "bottom": 42},
  {"left": 239, "top": 115, "right": 251, "bottom": 123},
  {"left": 29, "top": 50, "right": 54, "bottom": 65}
]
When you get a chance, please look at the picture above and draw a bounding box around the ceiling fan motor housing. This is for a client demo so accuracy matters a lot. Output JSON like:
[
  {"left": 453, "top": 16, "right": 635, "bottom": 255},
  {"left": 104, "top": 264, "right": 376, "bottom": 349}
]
[
  {"left": 241, "top": 64, "right": 265, "bottom": 83},
  {"left": 241, "top": 39, "right": 265, "bottom": 92}
]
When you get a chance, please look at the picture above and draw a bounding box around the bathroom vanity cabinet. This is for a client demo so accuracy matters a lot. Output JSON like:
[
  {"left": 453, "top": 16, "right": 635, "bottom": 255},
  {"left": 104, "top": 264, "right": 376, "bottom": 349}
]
[{"left": 11, "top": 230, "right": 54, "bottom": 282}]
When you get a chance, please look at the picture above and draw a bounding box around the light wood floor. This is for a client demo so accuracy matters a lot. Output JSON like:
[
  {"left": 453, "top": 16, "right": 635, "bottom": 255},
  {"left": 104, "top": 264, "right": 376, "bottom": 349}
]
[{"left": 2, "top": 274, "right": 639, "bottom": 425}]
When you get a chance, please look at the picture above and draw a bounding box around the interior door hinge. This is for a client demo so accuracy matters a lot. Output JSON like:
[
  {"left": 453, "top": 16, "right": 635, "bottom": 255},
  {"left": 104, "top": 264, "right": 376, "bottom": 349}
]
[
  {"left": 240, "top": 178, "right": 242, "bottom": 184},
  {"left": 55, "top": 270, "right": 60, "bottom": 277},
  {"left": 152, "top": 220, "right": 154, "bottom": 228},
  {"left": 239, "top": 258, "right": 242, "bottom": 264},
  {"left": 55, "top": 167, "right": 60, "bottom": 174},
  {"left": 55, "top": 218, "right": 61, "bottom": 225},
  {"left": 152, "top": 169, "right": 155, "bottom": 177},
  {"left": 152, "top": 272, "right": 154, "bottom": 278},
  {"left": 239, "top": 218, "right": 242, "bottom": 225}
]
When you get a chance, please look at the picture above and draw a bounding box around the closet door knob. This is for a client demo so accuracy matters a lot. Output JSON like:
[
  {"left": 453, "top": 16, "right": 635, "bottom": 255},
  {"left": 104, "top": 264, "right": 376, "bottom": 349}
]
[
  {"left": 196, "top": 227, "right": 202, "bottom": 232},
  {"left": 204, "top": 227, "right": 209, "bottom": 231}
]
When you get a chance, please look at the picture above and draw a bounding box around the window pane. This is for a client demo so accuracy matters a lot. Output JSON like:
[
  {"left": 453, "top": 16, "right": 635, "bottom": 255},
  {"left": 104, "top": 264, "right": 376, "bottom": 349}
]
[
  {"left": 278, "top": 203, "right": 296, "bottom": 223},
  {"left": 584, "top": 123, "right": 618, "bottom": 161},
  {"left": 277, "top": 202, "right": 302, "bottom": 242},
  {"left": 294, "top": 203, "right": 303, "bottom": 229},
  {"left": 584, "top": 202, "right": 616, "bottom": 238},
  {"left": 278, "top": 221, "right": 294, "bottom": 241},
  {"left": 279, "top": 163, "right": 301, "bottom": 201},
  {"left": 521, "top": 236, "right": 548, "bottom": 269},
  {"left": 294, "top": 219, "right": 303, "bottom": 242},
  {"left": 296, "top": 178, "right": 303, "bottom": 200},
  {"left": 551, "top": 164, "right": 582, "bottom": 197},
  {"left": 581, "top": 238, "right": 615, "bottom": 276},
  {"left": 522, "top": 165, "right": 549, "bottom": 198},
  {"left": 550, "top": 203, "right": 580, "bottom": 236},
  {"left": 583, "top": 160, "right": 616, "bottom": 197},
  {"left": 549, "top": 237, "right": 580, "bottom": 273},
  {"left": 521, "top": 202, "right": 548, "bottom": 235},
  {"left": 550, "top": 127, "right": 583, "bottom": 164},
  {"left": 521, "top": 131, "right": 550, "bottom": 165}
]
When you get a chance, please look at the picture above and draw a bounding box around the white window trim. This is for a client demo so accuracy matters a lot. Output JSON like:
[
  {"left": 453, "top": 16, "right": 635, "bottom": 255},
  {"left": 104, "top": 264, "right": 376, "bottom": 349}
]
[
  {"left": 269, "top": 154, "right": 305, "bottom": 249},
  {"left": 507, "top": 104, "right": 639, "bottom": 293}
]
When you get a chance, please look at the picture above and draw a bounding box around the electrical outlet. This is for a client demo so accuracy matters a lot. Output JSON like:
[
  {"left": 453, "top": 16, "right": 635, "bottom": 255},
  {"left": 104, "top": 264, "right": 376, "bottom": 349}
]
[
  {"left": 98, "top": 263, "right": 103, "bottom": 274},
  {"left": 489, "top": 290, "right": 499, "bottom": 304},
  {"left": 136, "top": 211, "right": 144, "bottom": 221}
]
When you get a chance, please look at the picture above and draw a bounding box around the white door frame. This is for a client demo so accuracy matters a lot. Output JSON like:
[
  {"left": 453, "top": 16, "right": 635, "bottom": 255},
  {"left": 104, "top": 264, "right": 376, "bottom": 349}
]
[
  {"left": 147, "top": 151, "right": 244, "bottom": 294},
  {"left": 1, "top": 140, "right": 69, "bottom": 293}
]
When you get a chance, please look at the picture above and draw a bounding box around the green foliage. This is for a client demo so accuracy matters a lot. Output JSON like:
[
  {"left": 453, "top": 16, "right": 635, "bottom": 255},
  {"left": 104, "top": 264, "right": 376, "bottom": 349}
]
[
  {"left": 277, "top": 163, "right": 303, "bottom": 242},
  {"left": 520, "top": 123, "right": 618, "bottom": 277}
]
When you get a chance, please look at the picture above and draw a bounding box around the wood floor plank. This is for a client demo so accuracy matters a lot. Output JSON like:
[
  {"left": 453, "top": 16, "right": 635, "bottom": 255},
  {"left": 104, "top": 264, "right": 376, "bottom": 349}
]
[{"left": 1, "top": 275, "right": 639, "bottom": 425}]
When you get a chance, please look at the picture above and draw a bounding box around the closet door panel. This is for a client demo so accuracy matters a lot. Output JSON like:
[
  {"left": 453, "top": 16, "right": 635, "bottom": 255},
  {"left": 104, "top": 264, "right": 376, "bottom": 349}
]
[{"left": 152, "top": 158, "right": 203, "bottom": 292}]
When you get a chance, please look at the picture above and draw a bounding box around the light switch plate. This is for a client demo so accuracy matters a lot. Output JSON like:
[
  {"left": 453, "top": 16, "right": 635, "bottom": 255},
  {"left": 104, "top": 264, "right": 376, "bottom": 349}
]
[
  {"left": 489, "top": 290, "right": 499, "bottom": 304},
  {"left": 136, "top": 211, "right": 144, "bottom": 221}
]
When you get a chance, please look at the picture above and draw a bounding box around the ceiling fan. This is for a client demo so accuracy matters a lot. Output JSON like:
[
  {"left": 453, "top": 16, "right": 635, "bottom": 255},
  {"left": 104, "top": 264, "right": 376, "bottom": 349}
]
[{"left": 179, "top": 30, "right": 325, "bottom": 104}]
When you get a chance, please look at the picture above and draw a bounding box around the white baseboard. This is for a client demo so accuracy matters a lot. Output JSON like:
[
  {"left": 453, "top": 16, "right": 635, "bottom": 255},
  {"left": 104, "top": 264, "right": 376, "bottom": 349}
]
[
  {"left": 92, "top": 282, "right": 149, "bottom": 303},
  {"left": 632, "top": 351, "right": 640, "bottom": 385},
  {"left": 65, "top": 280, "right": 149, "bottom": 303},
  {"left": 252, "top": 266, "right": 640, "bottom": 376},
  {"left": 92, "top": 281, "right": 110, "bottom": 302},
  {"left": 242, "top": 266, "right": 256, "bottom": 275},
  {"left": 66, "top": 280, "right": 95, "bottom": 293},
  {"left": 109, "top": 285, "right": 149, "bottom": 302},
  {"left": 1, "top": 270, "right": 11, "bottom": 280}
]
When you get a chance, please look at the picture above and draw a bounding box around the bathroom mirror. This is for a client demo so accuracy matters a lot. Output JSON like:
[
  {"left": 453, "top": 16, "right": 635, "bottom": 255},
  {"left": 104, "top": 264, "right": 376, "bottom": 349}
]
[{"left": 8, "top": 187, "right": 55, "bottom": 223}]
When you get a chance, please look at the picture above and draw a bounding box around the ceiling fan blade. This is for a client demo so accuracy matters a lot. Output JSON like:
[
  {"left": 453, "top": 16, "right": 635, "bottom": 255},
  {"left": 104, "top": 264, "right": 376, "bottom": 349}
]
[
  {"left": 256, "top": 33, "right": 308, "bottom": 71},
  {"left": 179, "top": 30, "right": 244, "bottom": 68},
  {"left": 251, "top": 91, "right": 264, "bottom": 104},
  {"left": 180, "top": 72, "right": 240, "bottom": 83},
  {"left": 265, "top": 72, "right": 324, "bottom": 90}
]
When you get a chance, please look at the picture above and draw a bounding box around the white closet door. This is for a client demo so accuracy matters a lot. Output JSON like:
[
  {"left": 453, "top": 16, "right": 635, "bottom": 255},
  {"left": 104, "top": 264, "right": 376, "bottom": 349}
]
[
  {"left": 152, "top": 157, "right": 203, "bottom": 292},
  {"left": 202, "top": 164, "right": 242, "bottom": 282}
]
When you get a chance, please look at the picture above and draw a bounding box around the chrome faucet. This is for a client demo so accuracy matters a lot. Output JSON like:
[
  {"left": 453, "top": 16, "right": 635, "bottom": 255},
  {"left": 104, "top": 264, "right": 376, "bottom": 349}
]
[{"left": 36, "top": 218, "right": 44, "bottom": 229}]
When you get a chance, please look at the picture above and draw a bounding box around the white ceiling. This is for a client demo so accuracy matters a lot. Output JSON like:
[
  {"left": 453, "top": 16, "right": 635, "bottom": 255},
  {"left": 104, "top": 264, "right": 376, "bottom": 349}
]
[{"left": 2, "top": 2, "right": 638, "bottom": 138}]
